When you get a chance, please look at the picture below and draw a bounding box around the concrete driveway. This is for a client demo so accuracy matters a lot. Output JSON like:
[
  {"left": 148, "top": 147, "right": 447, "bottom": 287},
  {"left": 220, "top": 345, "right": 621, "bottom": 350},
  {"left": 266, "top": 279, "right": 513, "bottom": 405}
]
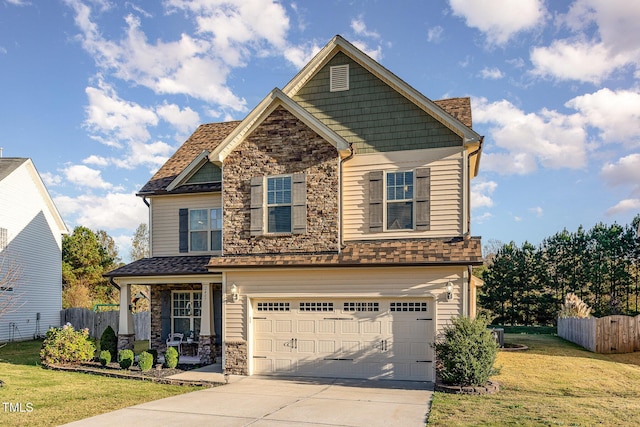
[{"left": 62, "top": 376, "right": 434, "bottom": 427}]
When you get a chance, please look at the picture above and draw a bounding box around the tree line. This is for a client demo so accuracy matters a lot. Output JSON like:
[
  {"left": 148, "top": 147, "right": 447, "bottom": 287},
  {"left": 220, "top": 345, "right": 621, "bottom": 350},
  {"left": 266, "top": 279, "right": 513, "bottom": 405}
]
[
  {"left": 479, "top": 215, "right": 640, "bottom": 326},
  {"left": 62, "top": 224, "right": 149, "bottom": 310}
]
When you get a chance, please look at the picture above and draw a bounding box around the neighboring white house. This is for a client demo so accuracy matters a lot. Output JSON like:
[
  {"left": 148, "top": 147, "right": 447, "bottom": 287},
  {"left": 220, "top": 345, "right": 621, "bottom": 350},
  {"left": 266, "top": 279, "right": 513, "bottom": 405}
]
[{"left": 0, "top": 157, "right": 68, "bottom": 342}]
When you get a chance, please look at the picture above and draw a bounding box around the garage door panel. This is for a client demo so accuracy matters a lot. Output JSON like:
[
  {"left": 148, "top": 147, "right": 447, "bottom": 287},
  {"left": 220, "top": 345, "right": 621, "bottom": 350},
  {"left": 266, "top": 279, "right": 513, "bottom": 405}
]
[{"left": 252, "top": 298, "right": 434, "bottom": 381}]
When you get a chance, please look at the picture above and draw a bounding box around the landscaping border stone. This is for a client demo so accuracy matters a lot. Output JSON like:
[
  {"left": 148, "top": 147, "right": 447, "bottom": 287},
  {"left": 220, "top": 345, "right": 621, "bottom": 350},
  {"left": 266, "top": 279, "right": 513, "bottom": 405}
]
[{"left": 435, "top": 380, "right": 500, "bottom": 395}]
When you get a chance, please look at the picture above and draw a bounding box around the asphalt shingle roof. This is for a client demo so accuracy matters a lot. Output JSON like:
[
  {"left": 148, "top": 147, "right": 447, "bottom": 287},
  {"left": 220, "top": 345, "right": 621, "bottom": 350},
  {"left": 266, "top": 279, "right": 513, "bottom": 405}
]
[
  {"left": 105, "top": 256, "right": 213, "bottom": 277},
  {"left": 434, "top": 97, "right": 473, "bottom": 128}
]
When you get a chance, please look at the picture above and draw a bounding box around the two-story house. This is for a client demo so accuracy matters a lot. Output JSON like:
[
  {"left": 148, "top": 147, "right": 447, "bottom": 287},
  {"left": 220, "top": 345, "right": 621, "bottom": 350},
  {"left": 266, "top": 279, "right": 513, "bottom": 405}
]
[{"left": 105, "top": 35, "right": 483, "bottom": 382}]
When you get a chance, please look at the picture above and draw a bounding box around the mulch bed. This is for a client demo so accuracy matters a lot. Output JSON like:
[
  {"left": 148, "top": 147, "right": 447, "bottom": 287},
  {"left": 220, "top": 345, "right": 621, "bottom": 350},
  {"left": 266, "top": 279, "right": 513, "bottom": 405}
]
[
  {"left": 435, "top": 379, "right": 500, "bottom": 395},
  {"left": 43, "top": 361, "right": 221, "bottom": 387}
]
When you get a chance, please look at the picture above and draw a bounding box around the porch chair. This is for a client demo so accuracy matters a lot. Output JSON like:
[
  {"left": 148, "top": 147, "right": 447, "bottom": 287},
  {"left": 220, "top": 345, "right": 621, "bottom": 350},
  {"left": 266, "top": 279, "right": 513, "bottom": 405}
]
[{"left": 166, "top": 333, "right": 184, "bottom": 355}]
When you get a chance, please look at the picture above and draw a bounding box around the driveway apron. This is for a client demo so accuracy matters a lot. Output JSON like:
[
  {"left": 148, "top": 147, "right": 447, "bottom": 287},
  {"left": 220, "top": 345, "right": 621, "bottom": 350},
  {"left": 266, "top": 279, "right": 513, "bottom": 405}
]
[{"left": 61, "top": 376, "right": 434, "bottom": 427}]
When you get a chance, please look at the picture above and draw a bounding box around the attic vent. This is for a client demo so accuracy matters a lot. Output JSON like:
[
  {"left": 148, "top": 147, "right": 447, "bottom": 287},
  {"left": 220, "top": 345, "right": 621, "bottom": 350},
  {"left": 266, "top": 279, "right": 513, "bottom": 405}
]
[{"left": 330, "top": 64, "right": 349, "bottom": 92}]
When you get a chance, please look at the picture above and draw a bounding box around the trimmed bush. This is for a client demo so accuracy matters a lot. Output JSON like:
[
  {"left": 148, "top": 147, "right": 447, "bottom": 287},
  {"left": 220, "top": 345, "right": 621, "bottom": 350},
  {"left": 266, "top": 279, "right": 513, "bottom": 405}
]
[
  {"left": 147, "top": 349, "right": 158, "bottom": 366},
  {"left": 138, "top": 351, "right": 153, "bottom": 371},
  {"left": 118, "top": 349, "right": 134, "bottom": 369},
  {"left": 99, "top": 325, "right": 118, "bottom": 361},
  {"left": 40, "top": 324, "right": 96, "bottom": 365},
  {"left": 433, "top": 315, "right": 499, "bottom": 386},
  {"left": 164, "top": 346, "right": 179, "bottom": 369},
  {"left": 99, "top": 350, "right": 111, "bottom": 366}
]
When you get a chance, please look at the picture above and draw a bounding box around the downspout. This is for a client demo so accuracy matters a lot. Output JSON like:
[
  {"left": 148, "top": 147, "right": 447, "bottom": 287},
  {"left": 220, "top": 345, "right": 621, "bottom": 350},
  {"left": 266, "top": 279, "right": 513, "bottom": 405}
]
[
  {"left": 338, "top": 144, "right": 356, "bottom": 251},
  {"left": 468, "top": 265, "right": 473, "bottom": 318},
  {"left": 142, "top": 196, "right": 150, "bottom": 207},
  {"left": 466, "top": 136, "right": 484, "bottom": 236}
]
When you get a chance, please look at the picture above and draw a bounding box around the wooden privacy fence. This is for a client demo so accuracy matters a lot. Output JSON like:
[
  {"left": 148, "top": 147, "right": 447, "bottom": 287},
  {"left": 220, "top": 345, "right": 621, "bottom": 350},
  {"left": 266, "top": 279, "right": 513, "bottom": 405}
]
[
  {"left": 60, "top": 308, "right": 150, "bottom": 340},
  {"left": 558, "top": 315, "right": 640, "bottom": 354}
]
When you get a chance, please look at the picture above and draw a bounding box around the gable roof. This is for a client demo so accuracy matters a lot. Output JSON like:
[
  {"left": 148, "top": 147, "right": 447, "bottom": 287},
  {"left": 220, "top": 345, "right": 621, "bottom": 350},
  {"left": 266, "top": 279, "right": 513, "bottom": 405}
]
[
  {"left": 208, "top": 88, "right": 352, "bottom": 164},
  {"left": 138, "top": 121, "right": 240, "bottom": 195},
  {"left": 0, "top": 157, "right": 68, "bottom": 234},
  {"left": 283, "top": 35, "right": 482, "bottom": 147}
]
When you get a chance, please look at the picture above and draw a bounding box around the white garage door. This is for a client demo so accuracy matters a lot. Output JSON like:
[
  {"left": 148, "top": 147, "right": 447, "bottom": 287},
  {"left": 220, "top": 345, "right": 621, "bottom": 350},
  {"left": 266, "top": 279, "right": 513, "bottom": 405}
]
[{"left": 251, "top": 299, "right": 434, "bottom": 381}]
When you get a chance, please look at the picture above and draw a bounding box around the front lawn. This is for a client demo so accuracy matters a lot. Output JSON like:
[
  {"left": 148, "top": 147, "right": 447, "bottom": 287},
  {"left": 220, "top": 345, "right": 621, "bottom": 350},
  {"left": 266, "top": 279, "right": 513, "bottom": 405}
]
[
  {"left": 0, "top": 340, "right": 199, "bottom": 426},
  {"left": 428, "top": 334, "right": 640, "bottom": 426}
]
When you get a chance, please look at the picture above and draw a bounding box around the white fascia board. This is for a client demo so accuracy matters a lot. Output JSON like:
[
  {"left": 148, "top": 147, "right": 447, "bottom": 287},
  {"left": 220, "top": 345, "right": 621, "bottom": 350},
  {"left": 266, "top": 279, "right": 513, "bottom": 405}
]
[
  {"left": 24, "top": 159, "right": 69, "bottom": 234},
  {"left": 209, "top": 88, "right": 351, "bottom": 163},
  {"left": 166, "top": 150, "right": 210, "bottom": 192}
]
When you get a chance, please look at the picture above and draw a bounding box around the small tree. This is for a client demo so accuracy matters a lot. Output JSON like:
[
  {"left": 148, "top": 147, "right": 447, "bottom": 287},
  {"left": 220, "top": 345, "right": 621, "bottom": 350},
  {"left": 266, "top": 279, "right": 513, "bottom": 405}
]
[
  {"left": 433, "top": 315, "right": 499, "bottom": 386},
  {"left": 559, "top": 293, "right": 592, "bottom": 318},
  {"left": 99, "top": 325, "right": 118, "bottom": 361}
]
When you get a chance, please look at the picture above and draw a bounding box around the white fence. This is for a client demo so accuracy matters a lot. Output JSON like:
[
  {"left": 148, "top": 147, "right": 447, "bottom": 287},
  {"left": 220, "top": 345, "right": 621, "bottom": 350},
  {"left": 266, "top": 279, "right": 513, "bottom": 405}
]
[{"left": 60, "top": 308, "right": 150, "bottom": 340}]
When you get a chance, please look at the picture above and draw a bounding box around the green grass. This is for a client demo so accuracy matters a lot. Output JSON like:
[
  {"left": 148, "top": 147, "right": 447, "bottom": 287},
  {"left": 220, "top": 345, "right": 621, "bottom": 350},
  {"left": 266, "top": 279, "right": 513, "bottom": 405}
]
[
  {"left": 428, "top": 334, "right": 640, "bottom": 426},
  {"left": 488, "top": 325, "right": 557, "bottom": 334},
  {"left": 0, "top": 340, "right": 199, "bottom": 426}
]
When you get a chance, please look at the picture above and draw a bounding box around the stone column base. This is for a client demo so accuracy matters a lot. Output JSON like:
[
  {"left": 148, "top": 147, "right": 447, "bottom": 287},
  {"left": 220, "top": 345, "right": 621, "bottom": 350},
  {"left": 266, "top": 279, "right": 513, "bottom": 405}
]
[
  {"left": 198, "top": 335, "right": 215, "bottom": 364},
  {"left": 117, "top": 334, "right": 135, "bottom": 351},
  {"left": 225, "top": 340, "right": 248, "bottom": 375}
]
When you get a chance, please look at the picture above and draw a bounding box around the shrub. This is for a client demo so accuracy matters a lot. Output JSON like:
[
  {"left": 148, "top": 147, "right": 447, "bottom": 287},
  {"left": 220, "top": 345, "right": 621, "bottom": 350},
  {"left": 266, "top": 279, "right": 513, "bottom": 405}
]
[
  {"left": 138, "top": 351, "right": 153, "bottom": 371},
  {"left": 118, "top": 349, "right": 135, "bottom": 369},
  {"left": 164, "top": 346, "right": 179, "bottom": 369},
  {"left": 433, "top": 315, "right": 499, "bottom": 386},
  {"left": 559, "top": 293, "right": 592, "bottom": 318},
  {"left": 99, "top": 350, "right": 111, "bottom": 366},
  {"left": 147, "top": 349, "right": 158, "bottom": 366},
  {"left": 99, "top": 325, "right": 118, "bottom": 361},
  {"left": 40, "top": 324, "right": 96, "bottom": 365}
]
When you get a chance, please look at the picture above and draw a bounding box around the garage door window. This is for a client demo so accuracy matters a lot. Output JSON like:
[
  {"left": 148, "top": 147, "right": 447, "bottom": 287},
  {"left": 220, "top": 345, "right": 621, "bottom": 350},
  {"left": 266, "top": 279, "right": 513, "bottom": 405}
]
[
  {"left": 257, "top": 302, "right": 290, "bottom": 312},
  {"left": 343, "top": 302, "right": 379, "bottom": 312},
  {"left": 300, "top": 302, "right": 334, "bottom": 312},
  {"left": 390, "top": 302, "right": 428, "bottom": 312}
]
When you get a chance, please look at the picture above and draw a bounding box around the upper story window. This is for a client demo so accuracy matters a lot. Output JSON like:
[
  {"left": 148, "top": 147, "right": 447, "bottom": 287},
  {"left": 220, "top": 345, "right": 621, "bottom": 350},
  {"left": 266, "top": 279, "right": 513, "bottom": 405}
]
[
  {"left": 267, "top": 176, "right": 292, "bottom": 233},
  {"left": 368, "top": 168, "right": 430, "bottom": 233},
  {"left": 250, "top": 173, "right": 306, "bottom": 236},
  {"left": 185, "top": 208, "right": 222, "bottom": 252},
  {"left": 386, "top": 171, "right": 414, "bottom": 230}
]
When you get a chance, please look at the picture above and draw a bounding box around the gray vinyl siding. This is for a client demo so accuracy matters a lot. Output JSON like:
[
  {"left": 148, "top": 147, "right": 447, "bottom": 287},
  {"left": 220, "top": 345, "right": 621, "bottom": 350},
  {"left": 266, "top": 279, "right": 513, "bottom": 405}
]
[{"left": 293, "top": 52, "right": 462, "bottom": 154}]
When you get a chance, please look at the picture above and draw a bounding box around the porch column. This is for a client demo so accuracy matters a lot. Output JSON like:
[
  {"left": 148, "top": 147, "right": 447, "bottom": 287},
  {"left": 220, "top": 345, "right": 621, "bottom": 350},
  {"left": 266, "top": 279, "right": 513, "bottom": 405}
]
[
  {"left": 117, "top": 283, "right": 135, "bottom": 350},
  {"left": 198, "top": 282, "right": 215, "bottom": 363}
]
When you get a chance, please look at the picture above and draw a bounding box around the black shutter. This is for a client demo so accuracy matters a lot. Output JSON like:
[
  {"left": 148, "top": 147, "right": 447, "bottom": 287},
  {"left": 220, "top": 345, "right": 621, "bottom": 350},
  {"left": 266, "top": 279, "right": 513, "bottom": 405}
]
[
  {"left": 415, "top": 167, "right": 430, "bottom": 230},
  {"left": 179, "top": 208, "right": 189, "bottom": 253},
  {"left": 369, "top": 170, "right": 383, "bottom": 232},
  {"left": 161, "top": 290, "right": 171, "bottom": 343}
]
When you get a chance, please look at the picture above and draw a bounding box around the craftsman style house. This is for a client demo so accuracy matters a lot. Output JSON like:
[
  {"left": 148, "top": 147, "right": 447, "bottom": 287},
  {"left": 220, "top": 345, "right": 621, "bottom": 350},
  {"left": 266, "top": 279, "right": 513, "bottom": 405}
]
[{"left": 106, "top": 36, "right": 483, "bottom": 382}]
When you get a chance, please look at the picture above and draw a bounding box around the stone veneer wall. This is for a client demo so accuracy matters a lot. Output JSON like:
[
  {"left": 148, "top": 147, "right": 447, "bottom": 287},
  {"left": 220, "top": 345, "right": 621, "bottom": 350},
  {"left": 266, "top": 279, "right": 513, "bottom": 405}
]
[
  {"left": 225, "top": 340, "right": 248, "bottom": 375},
  {"left": 223, "top": 105, "right": 340, "bottom": 254},
  {"left": 150, "top": 283, "right": 201, "bottom": 351}
]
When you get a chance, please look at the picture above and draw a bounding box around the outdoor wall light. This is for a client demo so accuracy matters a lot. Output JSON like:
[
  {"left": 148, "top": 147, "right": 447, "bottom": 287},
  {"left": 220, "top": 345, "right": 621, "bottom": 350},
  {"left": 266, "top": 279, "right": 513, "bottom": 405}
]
[
  {"left": 231, "top": 284, "right": 239, "bottom": 302},
  {"left": 445, "top": 282, "right": 454, "bottom": 301}
]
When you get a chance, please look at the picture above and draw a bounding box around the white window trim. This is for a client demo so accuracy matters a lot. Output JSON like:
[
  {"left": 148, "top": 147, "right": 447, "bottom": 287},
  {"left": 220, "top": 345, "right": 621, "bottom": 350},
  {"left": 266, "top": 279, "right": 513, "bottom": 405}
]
[
  {"left": 265, "top": 174, "right": 293, "bottom": 234},
  {"left": 384, "top": 170, "right": 416, "bottom": 231},
  {"left": 171, "top": 290, "right": 202, "bottom": 336},
  {"left": 188, "top": 208, "right": 223, "bottom": 253}
]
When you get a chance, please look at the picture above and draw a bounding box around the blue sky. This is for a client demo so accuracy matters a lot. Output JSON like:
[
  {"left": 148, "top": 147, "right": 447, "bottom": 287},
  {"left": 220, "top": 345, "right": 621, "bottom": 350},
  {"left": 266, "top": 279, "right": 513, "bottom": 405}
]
[{"left": 1, "top": 0, "right": 639, "bottom": 261}]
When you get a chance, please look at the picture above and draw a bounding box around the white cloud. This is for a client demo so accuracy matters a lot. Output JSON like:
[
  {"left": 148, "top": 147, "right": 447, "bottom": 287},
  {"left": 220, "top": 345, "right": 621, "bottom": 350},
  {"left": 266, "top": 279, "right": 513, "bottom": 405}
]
[
  {"left": 473, "top": 212, "right": 493, "bottom": 224},
  {"left": 62, "top": 164, "right": 112, "bottom": 189},
  {"left": 530, "top": 41, "right": 632, "bottom": 84},
  {"left": 41, "top": 172, "right": 62, "bottom": 187},
  {"left": 606, "top": 198, "right": 640, "bottom": 216},
  {"left": 84, "top": 80, "right": 158, "bottom": 146},
  {"left": 350, "top": 40, "right": 382, "bottom": 61},
  {"left": 601, "top": 153, "right": 640, "bottom": 188},
  {"left": 156, "top": 103, "right": 200, "bottom": 135},
  {"left": 473, "top": 97, "right": 587, "bottom": 174},
  {"left": 110, "top": 140, "right": 174, "bottom": 171},
  {"left": 284, "top": 42, "right": 322, "bottom": 69},
  {"left": 427, "top": 26, "right": 444, "bottom": 43},
  {"left": 82, "top": 155, "right": 109, "bottom": 167},
  {"left": 55, "top": 191, "right": 148, "bottom": 230},
  {"left": 471, "top": 179, "right": 497, "bottom": 209},
  {"left": 480, "top": 67, "right": 504, "bottom": 80},
  {"left": 351, "top": 17, "right": 380, "bottom": 39},
  {"left": 449, "top": 0, "right": 546, "bottom": 46},
  {"left": 529, "top": 206, "right": 544, "bottom": 217},
  {"left": 566, "top": 88, "right": 640, "bottom": 146},
  {"left": 514, "top": 216, "right": 523, "bottom": 222}
]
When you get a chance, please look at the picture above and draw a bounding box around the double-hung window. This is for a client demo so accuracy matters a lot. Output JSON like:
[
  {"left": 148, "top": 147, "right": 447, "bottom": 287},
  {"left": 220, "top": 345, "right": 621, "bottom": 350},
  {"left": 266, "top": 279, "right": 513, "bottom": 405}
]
[
  {"left": 189, "top": 208, "right": 222, "bottom": 251},
  {"left": 386, "top": 171, "right": 414, "bottom": 230},
  {"left": 172, "top": 291, "right": 202, "bottom": 337},
  {"left": 267, "top": 176, "right": 292, "bottom": 233}
]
